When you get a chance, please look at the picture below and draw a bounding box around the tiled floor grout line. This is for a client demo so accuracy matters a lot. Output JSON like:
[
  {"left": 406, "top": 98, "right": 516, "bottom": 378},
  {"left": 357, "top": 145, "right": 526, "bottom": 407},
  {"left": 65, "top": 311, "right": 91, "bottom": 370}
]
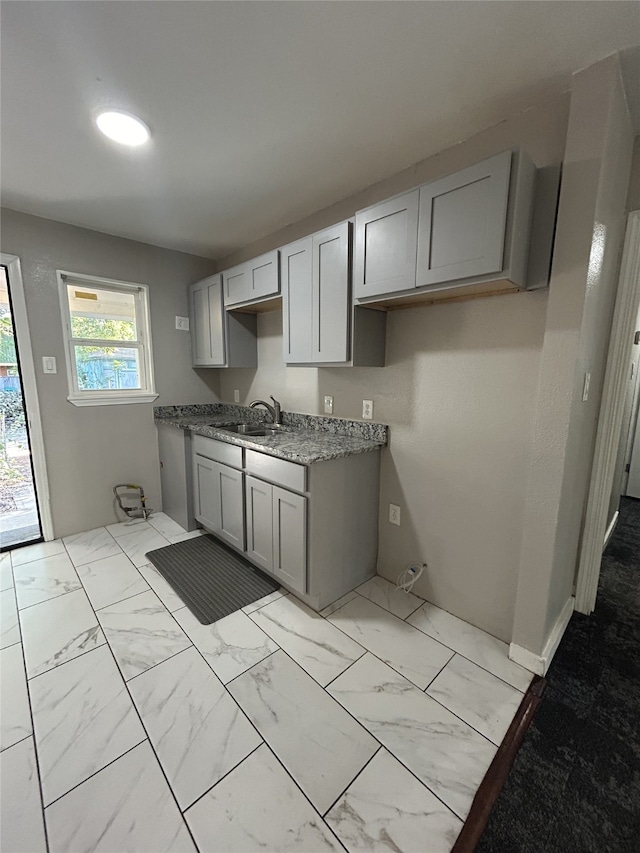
[
  {"left": 222, "top": 647, "right": 280, "bottom": 687},
  {"left": 320, "top": 744, "right": 383, "bottom": 819},
  {"left": 180, "top": 741, "right": 264, "bottom": 815},
  {"left": 10, "top": 567, "right": 51, "bottom": 853},
  {"left": 74, "top": 572, "right": 203, "bottom": 853},
  {"left": 42, "top": 736, "right": 148, "bottom": 810},
  {"left": 0, "top": 731, "right": 31, "bottom": 754}
]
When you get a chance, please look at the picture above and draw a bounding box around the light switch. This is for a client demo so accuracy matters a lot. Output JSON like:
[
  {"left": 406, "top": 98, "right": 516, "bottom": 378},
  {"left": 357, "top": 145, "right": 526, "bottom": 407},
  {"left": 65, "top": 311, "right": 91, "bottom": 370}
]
[
  {"left": 175, "top": 316, "right": 190, "bottom": 331},
  {"left": 42, "top": 356, "right": 57, "bottom": 374},
  {"left": 324, "top": 395, "right": 334, "bottom": 414}
]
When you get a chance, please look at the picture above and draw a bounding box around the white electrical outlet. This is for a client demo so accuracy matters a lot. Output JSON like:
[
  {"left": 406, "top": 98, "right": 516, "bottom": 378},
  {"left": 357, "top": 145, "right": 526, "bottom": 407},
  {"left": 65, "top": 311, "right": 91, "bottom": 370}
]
[
  {"left": 234, "top": 389, "right": 240, "bottom": 403},
  {"left": 324, "top": 395, "right": 334, "bottom": 414},
  {"left": 389, "top": 503, "right": 401, "bottom": 526},
  {"left": 582, "top": 372, "right": 591, "bottom": 402},
  {"left": 175, "top": 316, "right": 189, "bottom": 331},
  {"left": 362, "top": 399, "right": 373, "bottom": 420}
]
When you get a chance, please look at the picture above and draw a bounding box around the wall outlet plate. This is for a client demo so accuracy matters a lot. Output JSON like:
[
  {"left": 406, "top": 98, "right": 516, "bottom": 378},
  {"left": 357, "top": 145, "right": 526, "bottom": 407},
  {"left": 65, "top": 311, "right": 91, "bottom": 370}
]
[
  {"left": 389, "top": 503, "right": 401, "bottom": 526},
  {"left": 324, "top": 395, "right": 334, "bottom": 414},
  {"left": 42, "top": 356, "right": 57, "bottom": 374},
  {"left": 234, "top": 389, "right": 240, "bottom": 403},
  {"left": 582, "top": 372, "right": 591, "bottom": 402},
  {"left": 362, "top": 399, "right": 373, "bottom": 420},
  {"left": 175, "top": 316, "right": 190, "bottom": 331}
]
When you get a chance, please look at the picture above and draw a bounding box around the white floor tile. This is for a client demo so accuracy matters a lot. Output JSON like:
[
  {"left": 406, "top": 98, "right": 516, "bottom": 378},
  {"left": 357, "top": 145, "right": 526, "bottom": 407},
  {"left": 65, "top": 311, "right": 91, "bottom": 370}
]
[
  {"left": 97, "top": 590, "right": 191, "bottom": 680},
  {"left": 326, "top": 748, "right": 462, "bottom": 853},
  {"left": 228, "top": 651, "right": 377, "bottom": 814},
  {"left": 328, "top": 595, "right": 453, "bottom": 690},
  {"left": 19, "top": 588, "right": 106, "bottom": 678},
  {"left": 63, "top": 527, "right": 121, "bottom": 567},
  {"left": 45, "top": 741, "right": 196, "bottom": 853},
  {"left": 1, "top": 587, "right": 20, "bottom": 649},
  {"left": 129, "top": 647, "right": 261, "bottom": 809},
  {"left": 0, "top": 642, "right": 32, "bottom": 751},
  {"left": 241, "top": 587, "right": 287, "bottom": 614},
  {"left": 11, "top": 539, "right": 65, "bottom": 567},
  {"left": 407, "top": 602, "right": 533, "bottom": 692},
  {"left": 328, "top": 653, "right": 496, "bottom": 820},
  {"left": 77, "top": 552, "right": 149, "bottom": 611},
  {"left": 105, "top": 518, "right": 152, "bottom": 539},
  {"left": 13, "top": 552, "right": 81, "bottom": 610},
  {"left": 147, "top": 512, "right": 187, "bottom": 538},
  {"left": 0, "top": 737, "right": 47, "bottom": 853},
  {"left": 118, "top": 527, "right": 172, "bottom": 568},
  {"left": 249, "top": 595, "right": 365, "bottom": 686},
  {"left": 30, "top": 644, "right": 145, "bottom": 805},
  {"left": 173, "top": 606, "right": 278, "bottom": 684},
  {"left": 0, "top": 552, "right": 13, "bottom": 591},
  {"left": 426, "top": 654, "right": 523, "bottom": 746},
  {"left": 138, "top": 563, "right": 185, "bottom": 612},
  {"left": 167, "top": 529, "right": 204, "bottom": 544},
  {"left": 186, "top": 744, "right": 342, "bottom": 853},
  {"left": 356, "top": 576, "right": 424, "bottom": 620},
  {"left": 319, "top": 590, "right": 359, "bottom": 618}
]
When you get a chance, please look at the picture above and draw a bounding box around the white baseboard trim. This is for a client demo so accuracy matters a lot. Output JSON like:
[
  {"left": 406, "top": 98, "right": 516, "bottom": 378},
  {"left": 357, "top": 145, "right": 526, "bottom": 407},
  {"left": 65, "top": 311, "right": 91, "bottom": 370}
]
[
  {"left": 509, "top": 596, "right": 575, "bottom": 676},
  {"left": 603, "top": 511, "right": 619, "bottom": 550}
]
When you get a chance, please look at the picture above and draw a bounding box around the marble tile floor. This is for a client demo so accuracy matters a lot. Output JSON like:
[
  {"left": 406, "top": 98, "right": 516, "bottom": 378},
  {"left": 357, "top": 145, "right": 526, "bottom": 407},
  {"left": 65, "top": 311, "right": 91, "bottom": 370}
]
[{"left": 0, "top": 514, "right": 534, "bottom": 853}]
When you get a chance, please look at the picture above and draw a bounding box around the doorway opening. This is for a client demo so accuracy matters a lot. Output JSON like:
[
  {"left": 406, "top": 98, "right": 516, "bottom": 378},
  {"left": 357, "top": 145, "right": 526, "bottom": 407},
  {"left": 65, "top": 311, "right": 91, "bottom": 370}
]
[{"left": 1, "top": 264, "right": 43, "bottom": 549}]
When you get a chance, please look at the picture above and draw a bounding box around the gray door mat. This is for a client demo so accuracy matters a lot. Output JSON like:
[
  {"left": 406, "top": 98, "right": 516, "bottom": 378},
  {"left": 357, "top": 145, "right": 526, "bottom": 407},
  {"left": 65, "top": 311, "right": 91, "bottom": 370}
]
[{"left": 145, "top": 534, "right": 280, "bottom": 625}]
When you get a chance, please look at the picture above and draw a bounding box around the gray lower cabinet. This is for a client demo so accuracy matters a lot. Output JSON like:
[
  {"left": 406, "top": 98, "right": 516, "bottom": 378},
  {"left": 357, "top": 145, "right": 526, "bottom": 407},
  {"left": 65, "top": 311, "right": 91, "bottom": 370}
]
[
  {"left": 189, "top": 274, "right": 257, "bottom": 368},
  {"left": 193, "top": 454, "right": 245, "bottom": 550},
  {"left": 245, "top": 475, "right": 307, "bottom": 593},
  {"left": 192, "top": 434, "right": 380, "bottom": 610}
]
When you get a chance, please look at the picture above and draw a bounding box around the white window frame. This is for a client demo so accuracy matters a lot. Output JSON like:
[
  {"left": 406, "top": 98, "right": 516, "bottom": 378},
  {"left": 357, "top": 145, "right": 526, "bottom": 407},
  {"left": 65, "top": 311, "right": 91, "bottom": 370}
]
[{"left": 57, "top": 270, "right": 158, "bottom": 407}]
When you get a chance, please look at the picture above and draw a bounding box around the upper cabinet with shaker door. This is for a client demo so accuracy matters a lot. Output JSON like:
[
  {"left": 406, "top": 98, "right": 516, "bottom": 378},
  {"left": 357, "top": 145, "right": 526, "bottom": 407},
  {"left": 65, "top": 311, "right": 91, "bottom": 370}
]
[
  {"left": 189, "top": 275, "right": 257, "bottom": 368},
  {"left": 282, "top": 221, "right": 386, "bottom": 367},
  {"left": 223, "top": 250, "right": 280, "bottom": 308},
  {"left": 354, "top": 150, "right": 539, "bottom": 306},
  {"left": 354, "top": 190, "right": 419, "bottom": 300}
]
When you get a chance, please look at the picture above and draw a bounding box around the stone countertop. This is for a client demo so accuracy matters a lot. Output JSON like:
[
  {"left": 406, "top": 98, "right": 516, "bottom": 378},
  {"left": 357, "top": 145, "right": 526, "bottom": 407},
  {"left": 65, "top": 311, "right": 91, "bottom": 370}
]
[{"left": 155, "top": 407, "right": 388, "bottom": 465}]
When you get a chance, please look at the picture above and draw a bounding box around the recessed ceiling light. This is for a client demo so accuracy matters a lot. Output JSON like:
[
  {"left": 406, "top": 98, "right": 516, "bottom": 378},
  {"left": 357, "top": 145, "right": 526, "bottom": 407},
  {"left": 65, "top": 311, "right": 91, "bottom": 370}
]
[{"left": 95, "top": 110, "right": 150, "bottom": 146}]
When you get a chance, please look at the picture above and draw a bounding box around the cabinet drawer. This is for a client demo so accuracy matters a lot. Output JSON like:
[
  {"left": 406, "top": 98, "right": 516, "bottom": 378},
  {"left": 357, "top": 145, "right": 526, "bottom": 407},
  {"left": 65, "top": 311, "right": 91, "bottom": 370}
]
[
  {"left": 245, "top": 449, "right": 307, "bottom": 493},
  {"left": 193, "top": 434, "right": 243, "bottom": 469}
]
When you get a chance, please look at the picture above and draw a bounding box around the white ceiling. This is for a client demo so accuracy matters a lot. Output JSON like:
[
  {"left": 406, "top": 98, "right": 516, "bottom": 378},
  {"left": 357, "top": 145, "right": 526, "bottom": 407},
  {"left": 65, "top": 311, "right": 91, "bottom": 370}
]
[{"left": 1, "top": 1, "right": 639, "bottom": 260}]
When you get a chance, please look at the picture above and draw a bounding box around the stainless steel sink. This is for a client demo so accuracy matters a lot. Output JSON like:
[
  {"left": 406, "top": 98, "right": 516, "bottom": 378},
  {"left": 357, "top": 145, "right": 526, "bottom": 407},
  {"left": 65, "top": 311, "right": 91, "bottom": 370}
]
[{"left": 217, "top": 423, "right": 282, "bottom": 437}]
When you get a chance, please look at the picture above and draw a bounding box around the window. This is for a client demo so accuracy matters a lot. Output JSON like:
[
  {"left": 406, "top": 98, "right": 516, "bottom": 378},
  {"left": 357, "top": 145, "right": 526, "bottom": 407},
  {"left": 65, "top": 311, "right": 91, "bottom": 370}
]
[{"left": 58, "top": 271, "right": 157, "bottom": 406}]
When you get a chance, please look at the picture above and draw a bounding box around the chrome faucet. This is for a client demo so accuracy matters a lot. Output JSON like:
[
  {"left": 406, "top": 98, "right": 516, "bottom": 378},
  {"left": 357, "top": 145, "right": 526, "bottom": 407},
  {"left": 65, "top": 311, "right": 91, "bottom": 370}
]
[{"left": 249, "top": 395, "right": 283, "bottom": 425}]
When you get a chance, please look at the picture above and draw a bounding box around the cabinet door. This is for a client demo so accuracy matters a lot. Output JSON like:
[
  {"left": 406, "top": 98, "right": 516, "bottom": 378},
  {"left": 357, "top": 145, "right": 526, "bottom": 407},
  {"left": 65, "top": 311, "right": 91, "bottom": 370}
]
[
  {"left": 245, "top": 476, "right": 273, "bottom": 573},
  {"left": 190, "top": 275, "right": 225, "bottom": 367},
  {"left": 247, "top": 250, "right": 280, "bottom": 301},
  {"left": 272, "top": 486, "right": 307, "bottom": 593},
  {"left": 282, "top": 237, "right": 313, "bottom": 364},
  {"left": 223, "top": 263, "right": 249, "bottom": 307},
  {"left": 215, "top": 462, "right": 245, "bottom": 551},
  {"left": 312, "top": 223, "right": 349, "bottom": 363},
  {"left": 354, "top": 190, "right": 419, "bottom": 298},
  {"left": 193, "top": 454, "right": 219, "bottom": 530},
  {"left": 417, "top": 151, "right": 511, "bottom": 287}
]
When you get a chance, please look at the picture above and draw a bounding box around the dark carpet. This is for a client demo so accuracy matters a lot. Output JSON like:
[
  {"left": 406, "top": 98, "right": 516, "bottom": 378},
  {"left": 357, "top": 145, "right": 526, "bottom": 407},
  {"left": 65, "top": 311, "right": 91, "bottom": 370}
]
[
  {"left": 146, "top": 534, "right": 279, "bottom": 625},
  {"left": 477, "top": 497, "right": 640, "bottom": 853}
]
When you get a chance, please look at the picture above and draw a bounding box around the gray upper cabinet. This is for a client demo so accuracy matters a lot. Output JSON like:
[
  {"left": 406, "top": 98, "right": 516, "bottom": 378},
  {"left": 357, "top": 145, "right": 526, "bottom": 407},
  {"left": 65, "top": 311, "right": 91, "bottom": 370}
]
[
  {"left": 223, "top": 250, "right": 280, "bottom": 308},
  {"left": 281, "top": 237, "right": 313, "bottom": 364},
  {"left": 282, "top": 221, "right": 385, "bottom": 366},
  {"left": 416, "top": 151, "right": 511, "bottom": 287},
  {"left": 190, "top": 275, "right": 225, "bottom": 366},
  {"left": 353, "top": 190, "right": 419, "bottom": 299},
  {"left": 189, "top": 275, "right": 257, "bottom": 368},
  {"left": 353, "top": 150, "right": 538, "bottom": 305}
]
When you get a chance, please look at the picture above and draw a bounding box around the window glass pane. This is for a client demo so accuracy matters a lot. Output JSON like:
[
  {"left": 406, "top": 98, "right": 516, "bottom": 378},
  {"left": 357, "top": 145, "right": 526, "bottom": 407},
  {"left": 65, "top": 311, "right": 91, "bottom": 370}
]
[
  {"left": 74, "top": 346, "right": 141, "bottom": 391},
  {"left": 67, "top": 284, "right": 137, "bottom": 341}
]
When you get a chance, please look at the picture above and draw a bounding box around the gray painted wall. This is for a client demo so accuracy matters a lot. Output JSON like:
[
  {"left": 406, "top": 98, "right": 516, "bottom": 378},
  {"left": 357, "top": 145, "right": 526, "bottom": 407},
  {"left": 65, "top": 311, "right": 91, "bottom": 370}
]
[
  {"left": 218, "top": 93, "right": 570, "bottom": 642},
  {"left": 513, "top": 56, "right": 635, "bottom": 656},
  {"left": 1, "top": 209, "right": 219, "bottom": 537}
]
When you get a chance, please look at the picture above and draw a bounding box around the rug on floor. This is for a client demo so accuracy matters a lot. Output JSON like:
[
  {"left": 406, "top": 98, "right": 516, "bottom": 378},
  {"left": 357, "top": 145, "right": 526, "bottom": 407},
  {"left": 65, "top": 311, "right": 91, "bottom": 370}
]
[
  {"left": 477, "top": 496, "right": 640, "bottom": 853},
  {"left": 146, "top": 534, "right": 280, "bottom": 624}
]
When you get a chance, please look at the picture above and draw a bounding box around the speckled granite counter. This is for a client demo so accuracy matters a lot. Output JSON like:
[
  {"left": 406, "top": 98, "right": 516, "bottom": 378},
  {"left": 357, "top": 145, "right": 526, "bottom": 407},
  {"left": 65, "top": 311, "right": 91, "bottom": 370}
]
[{"left": 154, "top": 404, "right": 388, "bottom": 464}]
